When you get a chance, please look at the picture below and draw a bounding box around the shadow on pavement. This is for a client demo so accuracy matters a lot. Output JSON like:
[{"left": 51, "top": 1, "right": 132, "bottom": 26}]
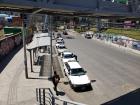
[
  {"left": 57, "top": 91, "right": 65, "bottom": 96},
  {"left": 101, "top": 88, "right": 140, "bottom": 105},
  {"left": 63, "top": 81, "right": 69, "bottom": 85},
  {"left": 0, "top": 45, "right": 23, "bottom": 73},
  {"left": 62, "top": 35, "right": 75, "bottom": 39},
  {"left": 91, "top": 79, "right": 96, "bottom": 83},
  {"left": 74, "top": 85, "right": 93, "bottom": 93},
  {"left": 65, "top": 36, "right": 75, "bottom": 39},
  {"left": 27, "top": 77, "right": 48, "bottom": 80}
]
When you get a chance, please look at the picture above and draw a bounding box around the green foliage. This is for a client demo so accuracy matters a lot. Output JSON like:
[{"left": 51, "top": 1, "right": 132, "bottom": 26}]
[
  {"left": 115, "top": 0, "right": 128, "bottom": 4},
  {"left": 74, "top": 28, "right": 82, "bottom": 33},
  {"left": 90, "top": 28, "right": 97, "bottom": 32},
  {"left": 74, "top": 28, "right": 86, "bottom": 33},
  {"left": 4, "top": 27, "right": 22, "bottom": 35}
]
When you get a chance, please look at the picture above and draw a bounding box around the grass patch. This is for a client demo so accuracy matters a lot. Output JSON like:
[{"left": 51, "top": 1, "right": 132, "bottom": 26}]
[
  {"left": 90, "top": 28, "right": 97, "bottom": 32},
  {"left": 74, "top": 28, "right": 86, "bottom": 33}
]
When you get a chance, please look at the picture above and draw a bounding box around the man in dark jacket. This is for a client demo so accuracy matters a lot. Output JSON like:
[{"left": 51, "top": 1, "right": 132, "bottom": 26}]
[{"left": 52, "top": 71, "right": 60, "bottom": 95}]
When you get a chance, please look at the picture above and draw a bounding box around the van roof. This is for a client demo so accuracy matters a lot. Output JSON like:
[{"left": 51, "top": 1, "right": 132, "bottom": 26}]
[
  {"left": 67, "top": 61, "right": 81, "bottom": 69},
  {"left": 63, "top": 51, "right": 73, "bottom": 55}
]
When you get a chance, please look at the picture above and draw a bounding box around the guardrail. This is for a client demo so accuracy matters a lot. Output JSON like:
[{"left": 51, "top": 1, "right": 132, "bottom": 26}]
[{"left": 36, "top": 88, "right": 86, "bottom": 105}]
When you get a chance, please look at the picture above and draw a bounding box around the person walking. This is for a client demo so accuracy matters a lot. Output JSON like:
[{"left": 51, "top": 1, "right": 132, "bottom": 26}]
[
  {"left": 74, "top": 55, "right": 77, "bottom": 61},
  {"left": 52, "top": 71, "right": 60, "bottom": 95}
]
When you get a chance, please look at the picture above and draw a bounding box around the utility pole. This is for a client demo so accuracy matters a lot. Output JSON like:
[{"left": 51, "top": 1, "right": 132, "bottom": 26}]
[
  {"left": 48, "top": 15, "right": 53, "bottom": 77},
  {"left": 96, "top": 17, "right": 101, "bottom": 32},
  {"left": 22, "top": 19, "right": 28, "bottom": 79}
]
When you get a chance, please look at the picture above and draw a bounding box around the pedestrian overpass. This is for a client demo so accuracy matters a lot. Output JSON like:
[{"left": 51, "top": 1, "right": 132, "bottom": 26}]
[{"left": 0, "top": 0, "right": 140, "bottom": 18}]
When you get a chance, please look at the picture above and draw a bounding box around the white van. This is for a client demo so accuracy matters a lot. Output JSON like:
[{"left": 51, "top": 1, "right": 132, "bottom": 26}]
[
  {"left": 85, "top": 31, "right": 93, "bottom": 39},
  {"left": 64, "top": 61, "right": 91, "bottom": 90}
]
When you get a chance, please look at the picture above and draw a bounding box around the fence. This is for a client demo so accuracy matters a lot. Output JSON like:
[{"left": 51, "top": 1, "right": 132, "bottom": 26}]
[
  {"left": 94, "top": 33, "right": 140, "bottom": 51},
  {"left": 36, "top": 88, "right": 86, "bottom": 105}
]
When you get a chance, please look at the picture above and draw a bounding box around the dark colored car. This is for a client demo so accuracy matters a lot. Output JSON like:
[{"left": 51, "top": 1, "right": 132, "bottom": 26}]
[
  {"left": 85, "top": 31, "right": 93, "bottom": 39},
  {"left": 85, "top": 34, "right": 93, "bottom": 39},
  {"left": 57, "top": 33, "right": 62, "bottom": 38},
  {"left": 63, "top": 30, "right": 68, "bottom": 35}
]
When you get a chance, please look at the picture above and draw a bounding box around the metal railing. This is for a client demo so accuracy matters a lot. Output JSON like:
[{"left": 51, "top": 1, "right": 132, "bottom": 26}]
[{"left": 36, "top": 88, "right": 86, "bottom": 105}]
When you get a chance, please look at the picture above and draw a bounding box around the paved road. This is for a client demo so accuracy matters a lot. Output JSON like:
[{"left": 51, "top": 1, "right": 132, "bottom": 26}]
[{"left": 59, "top": 32, "right": 140, "bottom": 105}]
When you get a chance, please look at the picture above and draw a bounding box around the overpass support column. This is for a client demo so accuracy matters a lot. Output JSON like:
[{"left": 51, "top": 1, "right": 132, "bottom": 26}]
[
  {"left": 96, "top": 18, "right": 101, "bottom": 32},
  {"left": 48, "top": 15, "right": 53, "bottom": 78}
]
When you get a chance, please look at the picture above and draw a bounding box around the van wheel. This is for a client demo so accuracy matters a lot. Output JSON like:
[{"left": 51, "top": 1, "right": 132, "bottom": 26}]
[
  {"left": 64, "top": 70, "right": 66, "bottom": 76},
  {"left": 69, "top": 81, "right": 73, "bottom": 89}
]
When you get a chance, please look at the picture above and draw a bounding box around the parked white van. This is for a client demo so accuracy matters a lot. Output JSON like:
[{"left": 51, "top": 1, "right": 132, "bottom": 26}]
[
  {"left": 64, "top": 61, "right": 91, "bottom": 90},
  {"left": 85, "top": 31, "right": 93, "bottom": 39},
  {"left": 61, "top": 51, "right": 76, "bottom": 63}
]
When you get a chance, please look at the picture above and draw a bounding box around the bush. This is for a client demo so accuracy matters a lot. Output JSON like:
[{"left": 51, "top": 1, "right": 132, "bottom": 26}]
[{"left": 74, "top": 28, "right": 84, "bottom": 33}]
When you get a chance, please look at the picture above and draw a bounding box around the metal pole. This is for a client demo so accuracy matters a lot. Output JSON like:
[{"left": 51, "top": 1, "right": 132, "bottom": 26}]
[
  {"left": 63, "top": 101, "right": 67, "bottom": 105},
  {"left": 22, "top": 26, "right": 28, "bottom": 79},
  {"left": 96, "top": 17, "right": 101, "bottom": 32},
  {"left": 39, "top": 89, "right": 42, "bottom": 105},
  {"left": 52, "top": 96, "right": 55, "bottom": 105},
  {"left": 43, "top": 89, "right": 46, "bottom": 105},
  {"left": 30, "top": 50, "right": 33, "bottom": 72},
  {"left": 48, "top": 15, "right": 53, "bottom": 77},
  {"left": 33, "top": 49, "right": 35, "bottom": 64},
  {"left": 36, "top": 88, "right": 38, "bottom": 102}
]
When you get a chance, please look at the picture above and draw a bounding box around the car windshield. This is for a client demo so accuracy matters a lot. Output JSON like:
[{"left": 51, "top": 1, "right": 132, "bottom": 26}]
[
  {"left": 57, "top": 41, "right": 63, "bottom": 44},
  {"left": 86, "top": 34, "right": 91, "bottom": 36},
  {"left": 64, "top": 54, "right": 73, "bottom": 58},
  {"left": 70, "top": 68, "right": 86, "bottom": 76}
]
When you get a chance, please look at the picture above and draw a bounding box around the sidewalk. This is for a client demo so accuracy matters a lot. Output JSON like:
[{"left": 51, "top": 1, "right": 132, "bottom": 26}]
[{"left": 0, "top": 48, "right": 70, "bottom": 105}]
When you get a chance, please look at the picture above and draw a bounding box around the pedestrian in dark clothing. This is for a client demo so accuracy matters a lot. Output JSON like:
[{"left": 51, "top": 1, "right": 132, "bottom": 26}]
[
  {"left": 74, "top": 55, "right": 77, "bottom": 61},
  {"left": 52, "top": 71, "right": 60, "bottom": 95}
]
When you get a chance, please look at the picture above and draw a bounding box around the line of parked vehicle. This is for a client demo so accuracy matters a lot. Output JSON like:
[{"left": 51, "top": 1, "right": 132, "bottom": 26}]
[{"left": 55, "top": 33, "right": 92, "bottom": 91}]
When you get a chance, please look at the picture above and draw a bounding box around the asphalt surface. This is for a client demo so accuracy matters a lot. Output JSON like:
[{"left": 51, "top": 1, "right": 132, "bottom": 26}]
[{"left": 59, "top": 31, "right": 140, "bottom": 105}]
